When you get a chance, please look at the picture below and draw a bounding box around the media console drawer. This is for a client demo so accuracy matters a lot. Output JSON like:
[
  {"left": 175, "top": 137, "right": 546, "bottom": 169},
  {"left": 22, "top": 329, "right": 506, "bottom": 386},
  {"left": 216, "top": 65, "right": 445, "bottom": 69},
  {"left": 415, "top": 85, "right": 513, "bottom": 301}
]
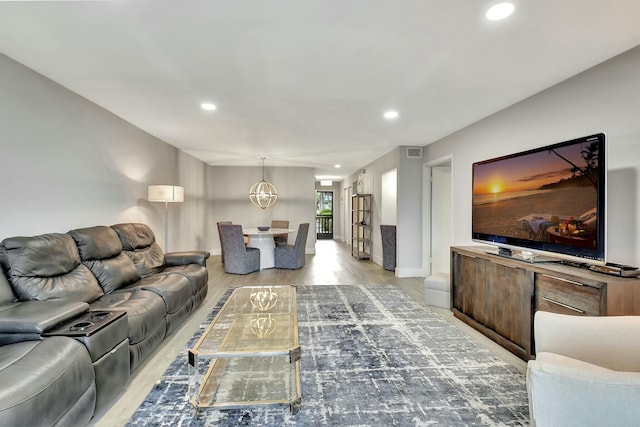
[{"left": 535, "top": 274, "right": 604, "bottom": 316}]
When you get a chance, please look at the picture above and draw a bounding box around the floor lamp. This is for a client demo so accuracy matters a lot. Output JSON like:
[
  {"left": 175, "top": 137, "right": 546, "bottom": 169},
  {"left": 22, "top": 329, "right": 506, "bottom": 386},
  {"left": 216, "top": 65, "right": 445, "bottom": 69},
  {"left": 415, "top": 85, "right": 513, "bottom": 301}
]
[{"left": 148, "top": 185, "right": 184, "bottom": 251}]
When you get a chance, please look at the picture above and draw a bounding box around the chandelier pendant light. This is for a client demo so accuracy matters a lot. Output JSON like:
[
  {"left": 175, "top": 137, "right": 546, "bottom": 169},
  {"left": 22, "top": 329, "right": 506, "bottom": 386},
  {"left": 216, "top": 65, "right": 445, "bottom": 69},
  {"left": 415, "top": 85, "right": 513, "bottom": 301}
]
[{"left": 249, "top": 157, "right": 278, "bottom": 209}]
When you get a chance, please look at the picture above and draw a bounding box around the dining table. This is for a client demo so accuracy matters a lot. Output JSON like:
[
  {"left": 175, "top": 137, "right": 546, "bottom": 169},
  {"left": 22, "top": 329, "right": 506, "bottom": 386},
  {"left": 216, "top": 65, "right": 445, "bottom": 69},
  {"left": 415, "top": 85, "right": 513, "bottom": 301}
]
[{"left": 243, "top": 227, "right": 296, "bottom": 269}]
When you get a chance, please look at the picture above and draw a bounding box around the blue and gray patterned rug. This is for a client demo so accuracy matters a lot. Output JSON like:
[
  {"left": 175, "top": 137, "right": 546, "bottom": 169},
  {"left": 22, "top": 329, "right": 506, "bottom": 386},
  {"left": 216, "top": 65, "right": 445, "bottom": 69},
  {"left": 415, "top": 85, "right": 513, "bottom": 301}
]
[{"left": 126, "top": 285, "right": 529, "bottom": 426}]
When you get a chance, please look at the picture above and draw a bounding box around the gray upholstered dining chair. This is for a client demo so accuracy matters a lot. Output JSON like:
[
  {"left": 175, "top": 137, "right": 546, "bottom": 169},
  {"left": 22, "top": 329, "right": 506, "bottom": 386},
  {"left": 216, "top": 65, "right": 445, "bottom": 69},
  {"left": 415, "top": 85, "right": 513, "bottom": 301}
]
[
  {"left": 274, "top": 223, "right": 309, "bottom": 270},
  {"left": 271, "top": 219, "right": 289, "bottom": 246},
  {"left": 216, "top": 221, "right": 232, "bottom": 263},
  {"left": 219, "top": 224, "right": 260, "bottom": 274}
]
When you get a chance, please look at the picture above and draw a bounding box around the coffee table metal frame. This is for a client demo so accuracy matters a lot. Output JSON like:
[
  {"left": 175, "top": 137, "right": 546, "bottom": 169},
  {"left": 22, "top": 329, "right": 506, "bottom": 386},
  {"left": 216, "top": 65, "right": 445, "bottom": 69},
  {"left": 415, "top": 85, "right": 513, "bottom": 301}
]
[{"left": 188, "top": 285, "right": 301, "bottom": 414}]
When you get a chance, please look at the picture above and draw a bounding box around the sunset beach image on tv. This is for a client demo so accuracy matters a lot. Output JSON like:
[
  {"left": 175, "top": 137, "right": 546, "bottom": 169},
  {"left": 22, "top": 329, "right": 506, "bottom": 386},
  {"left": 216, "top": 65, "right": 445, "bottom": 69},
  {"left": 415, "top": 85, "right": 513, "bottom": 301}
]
[{"left": 472, "top": 135, "right": 603, "bottom": 257}]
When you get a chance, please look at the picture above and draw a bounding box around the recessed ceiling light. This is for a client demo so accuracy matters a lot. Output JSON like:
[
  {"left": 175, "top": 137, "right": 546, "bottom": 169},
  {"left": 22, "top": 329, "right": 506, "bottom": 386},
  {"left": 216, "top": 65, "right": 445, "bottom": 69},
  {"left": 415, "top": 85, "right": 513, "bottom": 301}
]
[
  {"left": 201, "top": 102, "right": 216, "bottom": 111},
  {"left": 485, "top": 2, "right": 514, "bottom": 21},
  {"left": 334, "top": 164, "right": 341, "bottom": 168},
  {"left": 383, "top": 110, "right": 399, "bottom": 120}
]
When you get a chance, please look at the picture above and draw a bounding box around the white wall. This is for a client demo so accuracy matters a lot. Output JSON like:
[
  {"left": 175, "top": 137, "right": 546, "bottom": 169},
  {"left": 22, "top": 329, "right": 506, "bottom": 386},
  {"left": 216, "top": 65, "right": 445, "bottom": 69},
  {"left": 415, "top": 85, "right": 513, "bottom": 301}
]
[
  {"left": 343, "top": 185, "right": 353, "bottom": 244},
  {"left": 396, "top": 147, "right": 425, "bottom": 276},
  {"left": 0, "top": 54, "right": 208, "bottom": 252},
  {"left": 208, "top": 166, "right": 317, "bottom": 254},
  {"left": 423, "top": 45, "right": 640, "bottom": 266},
  {"left": 342, "top": 148, "right": 404, "bottom": 268},
  {"left": 341, "top": 147, "right": 424, "bottom": 277},
  {"left": 381, "top": 169, "right": 397, "bottom": 225},
  {"left": 430, "top": 162, "right": 452, "bottom": 274}
]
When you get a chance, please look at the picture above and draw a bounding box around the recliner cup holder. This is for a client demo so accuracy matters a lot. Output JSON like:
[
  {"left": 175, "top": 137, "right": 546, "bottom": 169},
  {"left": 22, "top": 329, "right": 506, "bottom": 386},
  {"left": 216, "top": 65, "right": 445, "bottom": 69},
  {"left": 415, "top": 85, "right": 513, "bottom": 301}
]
[
  {"left": 90, "top": 311, "right": 111, "bottom": 321},
  {"left": 69, "top": 321, "right": 93, "bottom": 331}
]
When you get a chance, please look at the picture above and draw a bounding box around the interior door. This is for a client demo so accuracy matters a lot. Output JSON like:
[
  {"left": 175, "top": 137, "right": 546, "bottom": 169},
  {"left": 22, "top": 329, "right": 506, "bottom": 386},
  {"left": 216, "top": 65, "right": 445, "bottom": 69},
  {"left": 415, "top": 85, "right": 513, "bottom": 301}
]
[{"left": 430, "top": 161, "right": 452, "bottom": 274}]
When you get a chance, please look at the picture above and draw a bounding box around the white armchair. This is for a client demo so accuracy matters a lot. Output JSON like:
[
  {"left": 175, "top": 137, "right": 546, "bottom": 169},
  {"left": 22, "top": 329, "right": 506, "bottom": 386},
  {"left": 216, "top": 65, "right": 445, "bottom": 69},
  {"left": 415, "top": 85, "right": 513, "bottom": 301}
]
[{"left": 527, "top": 311, "right": 640, "bottom": 427}]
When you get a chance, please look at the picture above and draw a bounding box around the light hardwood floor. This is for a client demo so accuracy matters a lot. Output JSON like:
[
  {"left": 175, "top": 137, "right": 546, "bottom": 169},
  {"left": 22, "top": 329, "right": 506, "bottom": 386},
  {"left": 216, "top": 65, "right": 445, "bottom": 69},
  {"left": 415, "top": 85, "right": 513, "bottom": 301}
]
[{"left": 91, "top": 239, "right": 526, "bottom": 427}]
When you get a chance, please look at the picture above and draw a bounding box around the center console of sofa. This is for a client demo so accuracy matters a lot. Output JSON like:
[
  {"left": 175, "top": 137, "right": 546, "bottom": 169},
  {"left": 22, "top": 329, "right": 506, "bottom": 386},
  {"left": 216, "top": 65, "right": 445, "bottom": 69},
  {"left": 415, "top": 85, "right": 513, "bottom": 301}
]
[{"left": 44, "top": 310, "right": 130, "bottom": 412}]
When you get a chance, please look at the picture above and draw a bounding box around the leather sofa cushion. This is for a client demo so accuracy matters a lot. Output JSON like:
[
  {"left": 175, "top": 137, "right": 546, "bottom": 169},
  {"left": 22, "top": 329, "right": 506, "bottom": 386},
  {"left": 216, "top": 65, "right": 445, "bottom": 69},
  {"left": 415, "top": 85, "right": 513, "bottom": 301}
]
[
  {"left": 11, "top": 264, "right": 102, "bottom": 303},
  {"left": 125, "top": 244, "right": 165, "bottom": 278},
  {"left": 0, "top": 268, "right": 14, "bottom": 305},
  {"left": 111, "top": 223, "right": 156, "bottom": 250},
  {"left": 2, "top": 233, "right": 81, "bottom": 277},
  {"left": 90, "top": 290, "right": 166, "bottom": 345},
  {"left": 128, "top": 319, "right": 166, "bottom": 372},
  {"left": 83, "top": 253, "right": 140, "bottom": 294},
  {"left": 137, "top": 273, "right": 192, "bottom": 314},
  {"left": 163, "top": 264, "right": 209, "bottom": 295},
  {"left": 164, "top": 251, "right": 209, "bottom": 267},
  {"left": 1, "top": 233, "right": 103, "bottom": 303},
  {"left": 69, "top": 226, "right": 141, "bottom": 293},
  {"left": 112, "top": 223, "right": 165, "bottom": 277},
  {"left": 0, "top": 337, "right": 95, "bottom": 427},
  {"left": 68, "top": 225, "right": 123, "bottom": 260}
]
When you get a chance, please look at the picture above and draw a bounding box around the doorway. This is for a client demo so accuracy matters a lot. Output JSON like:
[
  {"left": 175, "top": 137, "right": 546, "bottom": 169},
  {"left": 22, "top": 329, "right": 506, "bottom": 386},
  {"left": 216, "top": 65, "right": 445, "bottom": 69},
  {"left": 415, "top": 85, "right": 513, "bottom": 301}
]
[
  {"left": 316, "top": 190, "right": 334, "bottom": 240},
  {"left": 423, "top": 157, "right": 453, "bottom": 276}
]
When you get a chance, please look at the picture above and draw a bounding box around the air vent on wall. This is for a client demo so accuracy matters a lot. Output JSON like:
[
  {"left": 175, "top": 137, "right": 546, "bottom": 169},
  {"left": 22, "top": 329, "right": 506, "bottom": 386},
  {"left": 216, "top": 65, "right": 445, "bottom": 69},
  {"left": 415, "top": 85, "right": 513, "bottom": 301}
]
[{"left": 406, "top": 147, "right": 423, "bottom": 158}]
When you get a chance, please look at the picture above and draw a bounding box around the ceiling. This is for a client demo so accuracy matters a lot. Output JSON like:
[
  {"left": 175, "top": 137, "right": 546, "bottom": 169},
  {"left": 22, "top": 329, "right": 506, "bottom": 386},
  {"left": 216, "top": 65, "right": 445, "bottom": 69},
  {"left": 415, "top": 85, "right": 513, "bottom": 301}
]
[{"left": 1, "top": 1, "right": 639, "bottom": 180}]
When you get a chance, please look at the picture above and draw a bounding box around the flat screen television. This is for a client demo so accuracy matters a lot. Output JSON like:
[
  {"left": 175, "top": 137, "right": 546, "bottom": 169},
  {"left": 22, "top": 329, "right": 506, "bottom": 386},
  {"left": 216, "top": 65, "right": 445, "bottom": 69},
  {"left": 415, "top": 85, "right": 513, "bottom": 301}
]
[{"left": 472, "top": 133, "right": 606, "bottom": 263}]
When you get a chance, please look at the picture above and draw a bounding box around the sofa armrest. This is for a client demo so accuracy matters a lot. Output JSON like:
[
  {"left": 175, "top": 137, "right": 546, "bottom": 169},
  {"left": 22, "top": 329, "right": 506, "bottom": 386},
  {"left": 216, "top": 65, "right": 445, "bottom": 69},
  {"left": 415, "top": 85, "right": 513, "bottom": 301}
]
[
  {"left": 164, "top": 251, "right": 210, "bottom": 267},
  {"left": 527, "top": 352, "right": 640, "bottom": 426},
  {"left": 0, "top": 300, "right": 89, "bottom": 345},
  {"left": 534, "top": 311, "right": 640, "bottom": 371}
]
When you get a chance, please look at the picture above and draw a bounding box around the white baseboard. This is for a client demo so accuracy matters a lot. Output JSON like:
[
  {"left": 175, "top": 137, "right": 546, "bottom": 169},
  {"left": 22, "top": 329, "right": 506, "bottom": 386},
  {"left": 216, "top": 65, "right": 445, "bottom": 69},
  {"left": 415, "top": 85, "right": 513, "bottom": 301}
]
[{"left": 395, "top": 267, "right": 427, "bottom": 278}]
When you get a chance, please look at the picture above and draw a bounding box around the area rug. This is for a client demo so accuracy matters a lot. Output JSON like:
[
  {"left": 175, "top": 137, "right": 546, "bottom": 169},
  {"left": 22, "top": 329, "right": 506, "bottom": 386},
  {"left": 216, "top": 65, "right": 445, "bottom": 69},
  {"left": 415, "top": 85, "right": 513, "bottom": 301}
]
[{"left": 126, "top": 285, "right": 529, "bottom": 426}]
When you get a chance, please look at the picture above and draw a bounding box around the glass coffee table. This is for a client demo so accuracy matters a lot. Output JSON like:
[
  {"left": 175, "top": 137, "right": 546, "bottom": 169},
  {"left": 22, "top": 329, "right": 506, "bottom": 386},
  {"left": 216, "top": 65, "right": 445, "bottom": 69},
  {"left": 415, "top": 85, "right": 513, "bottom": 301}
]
[{"left": 188, "top": 285, "right": 301, "bottom": 414}]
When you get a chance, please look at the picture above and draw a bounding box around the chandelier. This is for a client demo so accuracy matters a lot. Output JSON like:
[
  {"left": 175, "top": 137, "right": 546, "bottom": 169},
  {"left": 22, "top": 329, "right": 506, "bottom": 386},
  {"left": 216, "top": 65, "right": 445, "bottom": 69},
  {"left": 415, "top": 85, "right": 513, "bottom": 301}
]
[{"left": 249, "top": 157, "right": 278, "bottom": 209}]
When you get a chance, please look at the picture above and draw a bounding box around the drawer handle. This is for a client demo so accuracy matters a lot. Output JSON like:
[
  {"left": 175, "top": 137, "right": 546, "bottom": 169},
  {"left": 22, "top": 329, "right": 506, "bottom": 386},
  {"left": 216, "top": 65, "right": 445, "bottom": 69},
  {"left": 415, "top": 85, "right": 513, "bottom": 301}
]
[
  {"left": 541, "top": 297, "right": 585, "bottom": 314},
  {"left": 542, "top": 274, "right": 584, "bottom": 287}
]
